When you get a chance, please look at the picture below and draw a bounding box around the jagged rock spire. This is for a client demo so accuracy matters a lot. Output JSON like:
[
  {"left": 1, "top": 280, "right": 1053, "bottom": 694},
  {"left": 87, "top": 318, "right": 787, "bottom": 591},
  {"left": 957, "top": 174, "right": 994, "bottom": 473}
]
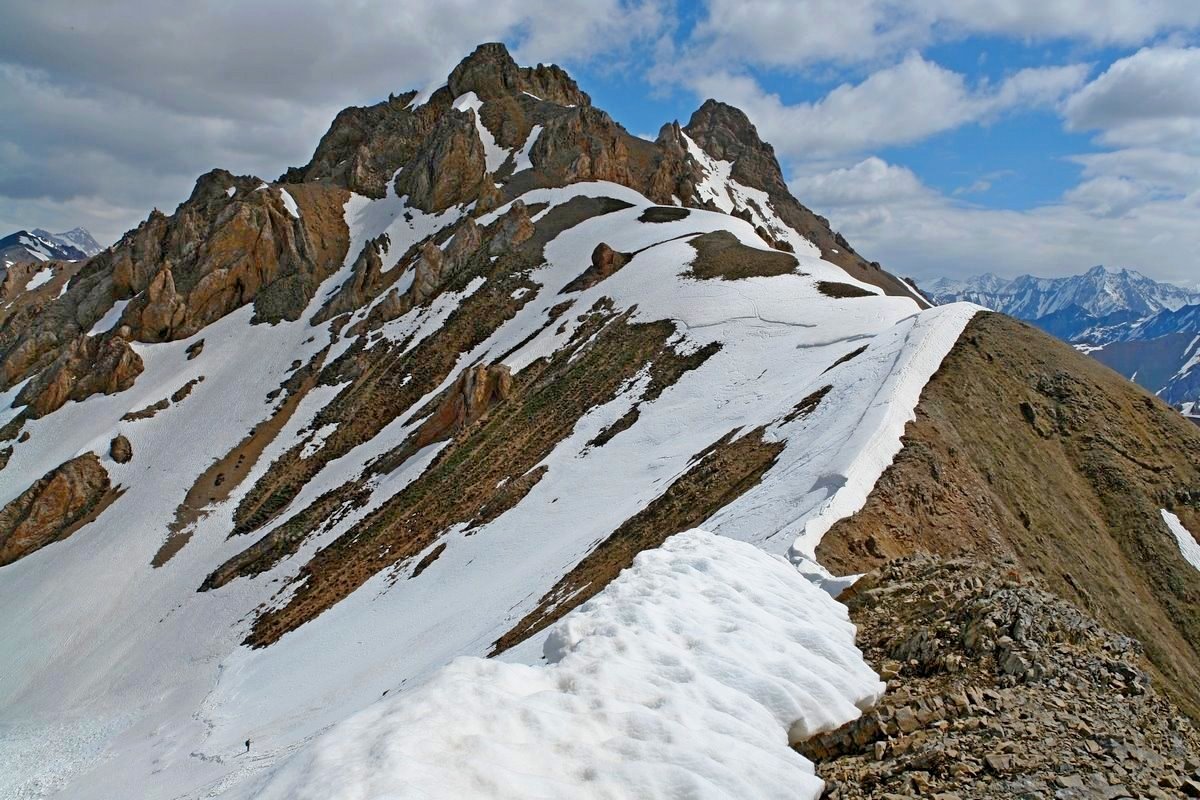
[
  {"left": 684, "top": 99, "right": 788, "bottom": 195},
  {"left": 447, "top": 42, "right": 589, "bottom": 106}
]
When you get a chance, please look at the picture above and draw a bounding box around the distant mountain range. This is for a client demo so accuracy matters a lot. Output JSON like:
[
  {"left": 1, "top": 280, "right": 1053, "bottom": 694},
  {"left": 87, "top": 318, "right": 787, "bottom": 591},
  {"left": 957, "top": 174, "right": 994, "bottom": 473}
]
[
  {"left": 926, "top": 266, "right": 1200, "bottom": 418},
  {"left": 0, "top": 227, "right": 102, "bottom": 266}
]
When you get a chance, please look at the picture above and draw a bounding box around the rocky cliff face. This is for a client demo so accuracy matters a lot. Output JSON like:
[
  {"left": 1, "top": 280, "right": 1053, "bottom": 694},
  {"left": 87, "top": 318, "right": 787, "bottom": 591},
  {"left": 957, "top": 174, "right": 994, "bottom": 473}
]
[
  {"left": 0, "top": 170, "right": 350, "bottom": 425},
  {"left": 683, "top": 100, "right": 921, "bottom": 301}
]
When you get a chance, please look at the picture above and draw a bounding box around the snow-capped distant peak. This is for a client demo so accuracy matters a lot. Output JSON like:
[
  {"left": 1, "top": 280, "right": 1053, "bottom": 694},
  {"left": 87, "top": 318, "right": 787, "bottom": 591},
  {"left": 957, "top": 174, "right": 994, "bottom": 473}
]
[
  {"left": 929, "top": 266, "right": 1200, "bottom": 321},
  {"left": 33, "top": 226, "right": 103, "bottom": 257},
  {"left": 1, "top": 226, "right": 100, "bottom": 264}
]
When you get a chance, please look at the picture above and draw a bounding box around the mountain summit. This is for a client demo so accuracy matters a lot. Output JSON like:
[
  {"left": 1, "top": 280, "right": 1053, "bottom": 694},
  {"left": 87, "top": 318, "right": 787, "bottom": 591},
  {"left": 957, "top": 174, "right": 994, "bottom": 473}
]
[{"left": 1, "top": 43, "right": 1198, "bottom": 799}]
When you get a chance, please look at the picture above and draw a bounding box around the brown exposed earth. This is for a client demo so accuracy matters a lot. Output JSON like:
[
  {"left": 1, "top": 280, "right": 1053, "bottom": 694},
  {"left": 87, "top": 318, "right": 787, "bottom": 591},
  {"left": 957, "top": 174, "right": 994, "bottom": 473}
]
[
  {"left": 819, "top": 312, "right": 1200, "bottom": 720},
  {"left": 224, "top": 213, "right": 547, "bottom": 544},
  {"left": 686, "top": 229, "right": 799, "bottom": 280},
  {"left": 817, "top": 281, "right": 876, "bottom": 299},
  {"left": 208, "top": 299, "right": 726, "bottom": 646},
  {"left": 153, "top": 356, "right": 326, "bottom": 567}
]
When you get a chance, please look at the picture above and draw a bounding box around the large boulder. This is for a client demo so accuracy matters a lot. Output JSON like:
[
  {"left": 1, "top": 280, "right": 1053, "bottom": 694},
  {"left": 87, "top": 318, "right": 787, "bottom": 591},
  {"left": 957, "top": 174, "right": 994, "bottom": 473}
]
[
  {"left": 414, "top": 363, "right": 512, "bottom": 448},
  {"left": 0, "top": 452, "right": 112, "bottom": 566},
  {"left": 109, "top": 434, "right": 133, "bottom": 464}
]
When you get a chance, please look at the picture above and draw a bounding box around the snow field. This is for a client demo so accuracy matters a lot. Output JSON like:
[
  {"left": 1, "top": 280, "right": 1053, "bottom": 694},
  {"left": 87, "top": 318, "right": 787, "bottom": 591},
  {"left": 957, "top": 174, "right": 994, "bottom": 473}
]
[{"left": 237, "top": 530, "right": 883, "bottom": 800}]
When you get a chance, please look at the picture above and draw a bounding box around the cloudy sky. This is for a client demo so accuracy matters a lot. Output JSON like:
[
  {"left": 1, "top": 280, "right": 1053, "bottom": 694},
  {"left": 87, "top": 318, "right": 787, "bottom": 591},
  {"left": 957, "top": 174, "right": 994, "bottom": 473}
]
[{"left": 2, "top": 1, "right": 1198, "bottom": 284}]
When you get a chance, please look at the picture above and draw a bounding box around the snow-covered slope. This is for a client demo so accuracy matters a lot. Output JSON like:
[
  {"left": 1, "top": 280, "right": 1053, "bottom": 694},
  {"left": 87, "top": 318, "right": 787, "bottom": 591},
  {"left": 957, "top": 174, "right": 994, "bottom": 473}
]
[
  {"left": 0, "top": 44, "right": 978, "bottom": 800},
  {"left": 239, "top": 530, "right": 883, "bottom": 800},
  {"left": 0, "top": 177, "right": 974, "bottom": 800}
]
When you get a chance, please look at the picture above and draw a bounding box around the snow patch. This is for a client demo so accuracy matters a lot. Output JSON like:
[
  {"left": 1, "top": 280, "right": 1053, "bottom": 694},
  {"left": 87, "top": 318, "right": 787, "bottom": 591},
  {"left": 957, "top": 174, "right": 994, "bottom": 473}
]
[
  {"left": 237, "top": 530, "right": 882, "bottom": 800},
  {"left": 453, "top": 92, "right": 509, "bottom": 175},
  {"left": 1161, "top": 510, "right": 1200, "bottom": 571},
  {"left": 278, "top": 189, "right": 301, "bottom": 219},
  {"left": 511, "top": 124, "right": 542, "bottom": 173},
  {"left": 25, "top": 267, "right": 53, "bottom": 291},
  {"left": 88, "top": 299, "right": 131, "bottom": 336},
  {"left": 785, "top": 303, "right": 980, "bottom": 565},
  {"left": 300, "top": 423, "right": 338, "bottom": 459}
]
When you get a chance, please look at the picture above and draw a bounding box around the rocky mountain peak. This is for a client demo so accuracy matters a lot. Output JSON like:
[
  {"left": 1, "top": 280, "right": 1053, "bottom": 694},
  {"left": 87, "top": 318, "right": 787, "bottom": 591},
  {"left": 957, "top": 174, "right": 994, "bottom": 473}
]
[
  {"left": 446, "top": 42, "right": 589, "bottom": 107},
  {"left": 684, "top": 98, "right": 786, "bottom": 194}
]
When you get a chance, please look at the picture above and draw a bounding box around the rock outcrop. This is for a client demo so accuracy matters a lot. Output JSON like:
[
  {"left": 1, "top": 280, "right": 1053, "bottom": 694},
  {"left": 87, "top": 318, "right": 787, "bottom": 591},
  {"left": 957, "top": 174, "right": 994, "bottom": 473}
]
[
  {"left": 281, "top": 92, "right": 434, "bottom": 198},
  {"left": 274, "top": 43, "right": 916, "bottom": 305},
  {"left": 0, "top": 171, "right": 349, "bottom": 418},
  {"left": 0, "top": 453, "right": 113, "bottom": 566},
  {"left": 17, "top": 333, "right": 143, "bottom": 418},
  {"left": 139, "top": 265, "right": 188, "bottom": 340},
  {"left": 486, "top": 201, "right": 533, "bottom": 255},
  {"left": 112, "top": 172, "right": 349, "bottom": 340},
  {"left": 413, "top": 362, "right": 512, "bottom": 448},
  {"left": 313, "top": 234, "right": 391, "bottom": 323},
  {"left": 350, "top": 217, "right": 489, "bottom": 334},
  {"left": 526, "top": 106, "right": 643, "bottom": 190},
  {"left": 394, "top": 110, "right": 490, "bottom": 212},
  {"left": 683, "top": 100, "right": 923, "bottom": 303},
  {"left": 446, "top": 42, "right": 589, "bottom": 108},
  {"left": 561, "top": 242, "right": 630, "bottom": 293},
  {"left": 280, "top": 43, "right": 588, "bottom": 200}
]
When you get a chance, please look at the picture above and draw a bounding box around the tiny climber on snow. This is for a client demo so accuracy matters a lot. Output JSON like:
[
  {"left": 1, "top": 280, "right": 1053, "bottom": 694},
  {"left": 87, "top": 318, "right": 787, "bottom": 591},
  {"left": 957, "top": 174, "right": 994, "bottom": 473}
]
[{"left": 245, "top": 739, "right": 251, "bottom": 754}]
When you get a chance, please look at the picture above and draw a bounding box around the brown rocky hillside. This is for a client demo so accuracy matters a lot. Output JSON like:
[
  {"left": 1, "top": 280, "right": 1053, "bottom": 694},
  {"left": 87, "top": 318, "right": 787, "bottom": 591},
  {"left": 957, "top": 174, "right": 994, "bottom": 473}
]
[{"left": 820, "top": 312, "right": 1200, "bottom": 719}]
